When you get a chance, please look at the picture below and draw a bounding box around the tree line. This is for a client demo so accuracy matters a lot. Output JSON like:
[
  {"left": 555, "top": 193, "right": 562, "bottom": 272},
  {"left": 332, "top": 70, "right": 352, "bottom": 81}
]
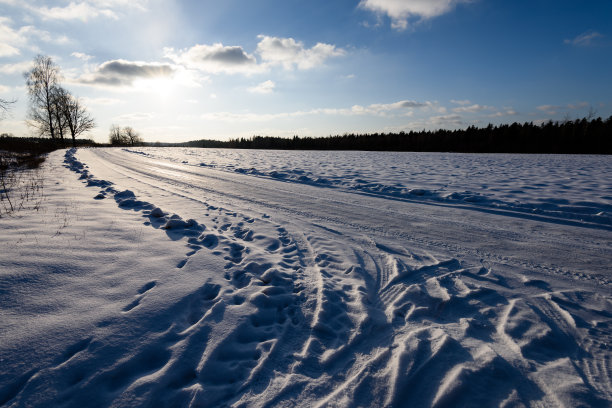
[
  {"left": 178, "top": 116, "right": 612, "bottom": 154},
  {"left": 0, "top": 134, "right": 95, "bottom": 153}
]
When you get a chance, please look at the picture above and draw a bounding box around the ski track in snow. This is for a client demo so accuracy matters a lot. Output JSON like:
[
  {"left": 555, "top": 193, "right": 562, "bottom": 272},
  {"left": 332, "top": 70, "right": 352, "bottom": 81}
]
[{"left": 0, "top": 147, "right": 610, "bottom": 407}]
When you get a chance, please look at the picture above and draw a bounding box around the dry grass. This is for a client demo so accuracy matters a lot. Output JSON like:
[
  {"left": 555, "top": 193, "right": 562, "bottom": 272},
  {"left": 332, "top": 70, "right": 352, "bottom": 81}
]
[{"left": 0, "top": 150, "right": 45, "bottom": 217}]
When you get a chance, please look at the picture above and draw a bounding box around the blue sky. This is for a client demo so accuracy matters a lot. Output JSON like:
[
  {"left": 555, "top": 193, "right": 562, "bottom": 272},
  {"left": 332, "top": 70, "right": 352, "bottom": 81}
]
[{"left": 1, "top": 0, "right": 611, "bottom": 143}]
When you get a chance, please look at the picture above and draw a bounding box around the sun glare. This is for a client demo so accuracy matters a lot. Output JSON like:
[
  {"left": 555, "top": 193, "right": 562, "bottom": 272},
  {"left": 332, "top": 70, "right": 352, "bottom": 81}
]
[{"left": 135, "top": 77, "right": 175, "bottom": 101}]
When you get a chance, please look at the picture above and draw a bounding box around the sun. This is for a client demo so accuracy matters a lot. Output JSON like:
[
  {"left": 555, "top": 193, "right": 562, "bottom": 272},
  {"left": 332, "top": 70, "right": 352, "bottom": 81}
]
[{"left": 135, "top": 77, "right": 175, "bottom": 101}]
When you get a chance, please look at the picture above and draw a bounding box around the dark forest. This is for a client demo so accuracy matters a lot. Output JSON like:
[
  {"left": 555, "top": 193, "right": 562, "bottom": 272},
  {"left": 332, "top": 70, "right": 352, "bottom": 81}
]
[{"left": 179, "top": 116, "right": 612, "bottom": 153}]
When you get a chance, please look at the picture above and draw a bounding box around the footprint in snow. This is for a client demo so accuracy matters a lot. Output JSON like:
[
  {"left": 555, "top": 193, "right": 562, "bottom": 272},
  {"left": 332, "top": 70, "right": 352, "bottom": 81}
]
[{"left": 122, "top": 281, "right": 157, "bottom": 312}]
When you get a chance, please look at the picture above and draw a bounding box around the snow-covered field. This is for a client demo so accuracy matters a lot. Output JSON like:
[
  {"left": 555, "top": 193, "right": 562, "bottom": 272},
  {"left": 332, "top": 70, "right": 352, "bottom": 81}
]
[
  {"left": 125, "top": 147, "right": 612, "bottom": 226},
  {"left": 1, "top": 147, "right": 610, "bottom": 407}
]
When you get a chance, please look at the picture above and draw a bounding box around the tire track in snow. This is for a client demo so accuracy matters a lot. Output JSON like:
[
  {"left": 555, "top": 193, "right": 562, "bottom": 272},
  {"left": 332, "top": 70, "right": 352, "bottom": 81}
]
[{"left": 83, "top": 148, "right": 612, "bottom": 288}]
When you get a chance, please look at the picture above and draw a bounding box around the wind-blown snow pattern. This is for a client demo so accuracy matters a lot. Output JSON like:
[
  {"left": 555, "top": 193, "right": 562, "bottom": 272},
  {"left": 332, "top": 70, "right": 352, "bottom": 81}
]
[{"left": 1, "top": 147, "right": 610, "bottom": 407}]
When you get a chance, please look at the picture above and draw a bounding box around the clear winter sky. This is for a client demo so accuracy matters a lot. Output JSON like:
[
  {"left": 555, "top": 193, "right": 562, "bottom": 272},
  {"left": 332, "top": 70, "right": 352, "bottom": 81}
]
[{"left": 1, "top": 0, "right": 611, "bottom": 143}]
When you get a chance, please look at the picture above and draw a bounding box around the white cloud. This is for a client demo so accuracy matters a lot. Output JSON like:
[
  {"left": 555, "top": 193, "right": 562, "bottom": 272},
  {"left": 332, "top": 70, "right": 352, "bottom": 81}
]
[
  {"left": 0, "top": 16, "right": 18, "bottom": 35},
  {"left": 0, "top": 17, "right": 25, "bottom": 55},
  {"left": 19, "top": 25, "right": 70, "bottom": 44},
  {"left": 0, "top": 60, "right": 32, "bottom": 74},
  {"left": 429, "top": 114, "right": 463, "bottom": 125},
  {"left": 337, "top": 99, "right": 439, "bottom": 117},
  {"left": 321, "top": 99, "right": 436, "bottom": 117},
  {"left": 164, "top": 43, "right": 260, "bottom": 75},
  {"left": 368, "top": 99, "right": 433, "bottom": 110},
  {"left": 94, "top": 0, "right": 148, "bottom": 10},
  {"left": 72, "top": 52, "right": 93, "bottom": 61},
  {"left": 0, "top": 43, "right": 20, "bottom": 58},
  {"left": 537, "top": 104, "right": 557, "bottom": 114},
  {"left": 451, "top": 104, "right": 493, "bottom": 113},
  {"left": 75, "top": 59, "right": 175, "bottom": 87},
  {"left": 402, "top": 114, "right": 464, "bottom": 130},
  {"left": 165, "top": 35, "right": 345, "bottom": 75},
  {"left": 536, "top": 102, "right": 588, "bottom": 116},
  {"left": 248, "top": 80, "right": 275, "bottom": 94},
  {"left": 201, "top": 99, "right": 437, "bottom": 122},
  {"left": 488, "top": 109, "right": 517, "bottom": 118},
  {"left": 0, "top": 16, "right": 70, "bottom": 56},
  {"left": 32, "top": 2, "right": 117, "bottom": 21},
  {"left": 256, "top": 35, "right": 345, "bottom": 70},
  {"left": 450, "top": 99, "right": 471, "bottom": 105},
  {"left": 359, "top": 0, "right": 474, "bottom": 30},
  {"left": 26, "top": 0, "right": 148, "bottom": 22},
  {"left": 564, "top": 31, "right": 603, "bottom": 46}
]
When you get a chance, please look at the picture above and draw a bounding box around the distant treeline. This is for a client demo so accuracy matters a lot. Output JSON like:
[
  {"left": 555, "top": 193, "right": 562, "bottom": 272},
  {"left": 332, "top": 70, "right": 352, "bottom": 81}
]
[
  {"left": 3, "top": 116, "right": 611, "bottom": 154},
  {"left": 177, "top": 116, "right": 612, "bottom": 154},
  {"left": 0, "top": 134, "right": 96, "bottom": 154}
]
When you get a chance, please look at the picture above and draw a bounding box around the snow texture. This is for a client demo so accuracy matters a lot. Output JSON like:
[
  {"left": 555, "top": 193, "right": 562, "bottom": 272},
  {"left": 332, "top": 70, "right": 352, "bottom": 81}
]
[
  {"left": 0, "top": 147, "right": 610, "bottom": 407},
  {"left": 123, "top": 147, "right": 612, "bottom": 226}
]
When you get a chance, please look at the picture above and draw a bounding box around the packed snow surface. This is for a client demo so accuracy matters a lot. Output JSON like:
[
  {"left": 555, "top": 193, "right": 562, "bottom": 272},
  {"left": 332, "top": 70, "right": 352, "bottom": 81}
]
[{"left": 1, "top": 147, "right": 611, "bottom": 407}]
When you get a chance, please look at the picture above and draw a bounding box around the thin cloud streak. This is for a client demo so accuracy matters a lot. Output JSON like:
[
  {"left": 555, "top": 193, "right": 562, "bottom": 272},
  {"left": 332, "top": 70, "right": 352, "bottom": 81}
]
[
  {"left": 24, "top": 0, "right": 148, "bottom": 22},
  {"left": 564, "top": 31, "right": 603, "bottom": 46},
  {"left": 451, "top": 104, "right": 493, "bottom": 113},
  {"left": 201, "top": 99, "right": 438, "bottom": 122},
  {"left": 537, "top": 102, "right": 589, "bottom": 115}
]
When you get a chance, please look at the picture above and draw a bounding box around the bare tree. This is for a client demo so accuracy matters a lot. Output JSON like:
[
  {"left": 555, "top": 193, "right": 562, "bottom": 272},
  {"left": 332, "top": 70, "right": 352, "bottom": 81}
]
[
  {"left": 123, "top": 126, "right": 143, "bottom": 146},
  {"left": 109, "top": 124, "right": 127, "bottom": 145},
  {"left": 50, "top": 86, "right": 68, "bottom": 146},
  {"left": 109, "top": 125, "right": 143, "bottom": 146},
  {"left": 0, "top": 97, "right": 15, "bottom": 119},
  {"left": 55, "top": 87, "right": 96, "bottom": 147},
  {"left": 24, "top": 55, "right": 61, "bottom": 140}
]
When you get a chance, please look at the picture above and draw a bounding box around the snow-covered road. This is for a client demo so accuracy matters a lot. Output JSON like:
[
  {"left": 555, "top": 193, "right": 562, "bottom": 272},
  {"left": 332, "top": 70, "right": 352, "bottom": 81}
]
[
  {"left": 1, "top": 148, "right": 610, "bottom": 407},
  {"left": 81, "top": 148, "right": 611, "bottom": 282}
]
